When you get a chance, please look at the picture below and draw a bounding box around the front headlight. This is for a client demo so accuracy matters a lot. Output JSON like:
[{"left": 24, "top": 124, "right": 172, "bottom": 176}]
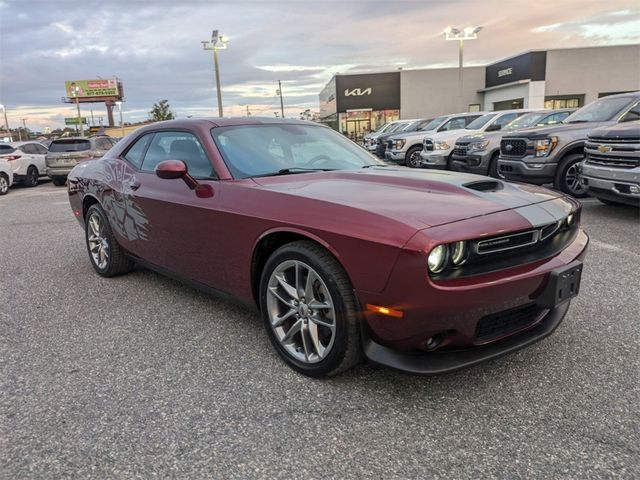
[
  {"left": 433, "top": 141, "right": 450, "bottom": 150},
  {"left": 567, "top": 213, "right": 575, "bottom": 226},
  {"left": 394, "top": 139, "right": 406, "bottom": 150},
  {"left": 450, "top": 241, "right": 468, "bottom": 266},
  {"left": 467, "top": 140, "right": 489, "bottom": 153},
  {"left": 534, "top": 137, "right": 558, "bottom": 157},
  {"left": 427, "top": 245, "right": 448, "bottom": 273}
]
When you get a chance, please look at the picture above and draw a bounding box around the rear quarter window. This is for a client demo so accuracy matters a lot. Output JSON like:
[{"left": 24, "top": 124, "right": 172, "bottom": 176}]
[
  {"left": 0, "top": 145, "right": 16, "bottom": 154},
  {"left": 49, "top": 140, "right": 91, "bottom": 152}
]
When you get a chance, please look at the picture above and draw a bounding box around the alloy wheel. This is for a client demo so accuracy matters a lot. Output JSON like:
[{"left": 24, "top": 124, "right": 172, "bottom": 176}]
[
  {"left": 0, "top": 176, "right": 8, "bottom": 194},
  {"left": 407, "top": 150, "right": 421, "bottom": 168},
  {"left": 87, "top": 213, "right": 110, "bottom": 270},
  {"left": 266, "top": 260, "right": 336, "bottom": 364},
  {"left": 565, "top": 163, "right": 585, "bottom": 195}
]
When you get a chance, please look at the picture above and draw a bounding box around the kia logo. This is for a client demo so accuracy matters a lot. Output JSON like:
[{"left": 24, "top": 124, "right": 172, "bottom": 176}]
[
  {"left": 344, "top": 88, "right": 372, "bottom": 97},
  {"left": 505, "top": 144, "right": 513, "bottom": 152}
]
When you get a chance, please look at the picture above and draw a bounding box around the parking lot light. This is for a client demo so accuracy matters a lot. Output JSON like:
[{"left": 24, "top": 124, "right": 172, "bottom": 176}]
[
  {"left": 201, "top": 29, "right": 229, "bottom": 118},
  {"left": 444, "top": 25, "right": 483, "bottom": 112}
]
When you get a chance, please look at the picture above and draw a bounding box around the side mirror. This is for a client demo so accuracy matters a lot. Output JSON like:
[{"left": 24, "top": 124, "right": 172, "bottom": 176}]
[
  {"left": 485, "top": 123, "right": 502, "bottom": 132},
  {"left": 155, "top": 159, "right": 188, "bottom": 180},
  {"left": 154, "top": 159, "right": 213, "bottom": 198}
]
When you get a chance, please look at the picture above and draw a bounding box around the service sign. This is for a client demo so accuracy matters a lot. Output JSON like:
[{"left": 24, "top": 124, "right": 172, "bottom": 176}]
[{"left": 65, "top": 79, "right": 119, "bottom": 98}]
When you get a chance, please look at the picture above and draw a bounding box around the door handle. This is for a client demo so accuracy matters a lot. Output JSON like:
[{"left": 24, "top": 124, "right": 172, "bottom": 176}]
[{"left": 126, "top": 178, "right": 141, "bottom": 190}]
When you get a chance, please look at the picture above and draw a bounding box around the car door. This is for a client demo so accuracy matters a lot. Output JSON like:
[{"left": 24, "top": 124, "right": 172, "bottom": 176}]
[
  {"left": 125, "top": 129, "right": 226, "bottom": 289},
  {"left": 31, "top": 143, "right": 48, "bottom": 173}
]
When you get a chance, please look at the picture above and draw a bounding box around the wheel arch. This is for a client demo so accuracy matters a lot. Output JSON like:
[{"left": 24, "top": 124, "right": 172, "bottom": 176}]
[
  {"left": 556, "top": 141, "right": 586, "bottom": 161},
  {"left": 82, "top": 194, "right": 100, "bottom": 222},
  {"left": 250, "top": 228, "right": 347, "bottom": 306}
]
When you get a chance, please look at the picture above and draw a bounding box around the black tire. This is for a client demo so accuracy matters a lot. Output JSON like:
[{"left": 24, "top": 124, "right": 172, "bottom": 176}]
[
  {"left": 445, "top": 152, "right": 454, "bottom": 170},
  {"left": 405, "top": 146, "right": 423, "bottom": 168},
  {"left": 597, "top": 197, "right": 625, "bottom": 206},
  {"left": 85, "top": 204, "right": 134, "bottom": 277},
  {"left": 259, "top": 240, "right": 361, "bottom": 377},
  {"left": 554, "top": 154, "right": 588, "bottom": 198},
  {"left": 24, "top": 166, "right": 39, "bottom": 187},
  {"left": 52, "top": 176, "right": 66, "bottom": 187},
  {"left": 0, "top": 173, "right": 9, "bottom": 195},
  {"left": 488, "top": 152, "right": 500, "bottom": 178}
]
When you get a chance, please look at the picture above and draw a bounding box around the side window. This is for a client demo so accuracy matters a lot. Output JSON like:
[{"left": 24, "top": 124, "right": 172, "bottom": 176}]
[
  {"left": 539, "top": 112, "right": 568, "bottom": 126},
  {"left": 495, "top": 113, "right": 519, "bottom": 128},
  {"left": 19, "top": 144, "right": 33, "bottom": 154},
  {"left": 464, "top": 115, "right": 481, "bottom": 126},
  {"left": 33, "top": 144, "right": 48, "bottom": 154},
  {"left": 620, "top": 102, "right": 640, "bottom": 122},
  {"left": 141, "top": 131, "right": 214, "bottom": 178},
  {"left": 124, "top": 133, "right": 153, "bottom": 168},
  {"left": 439, "top": 117, "right": 466, "bottom": 131}
]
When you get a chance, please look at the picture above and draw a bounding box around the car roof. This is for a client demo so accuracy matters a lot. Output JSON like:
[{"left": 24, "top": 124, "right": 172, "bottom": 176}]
[{"left": 8, "top": 141, "right": 45, "bottom": 146}]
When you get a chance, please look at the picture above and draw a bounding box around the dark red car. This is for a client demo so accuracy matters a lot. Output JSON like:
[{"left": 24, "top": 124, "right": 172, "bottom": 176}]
[{"left": 67, "top": 118, "right": 588, "bottom": 377}]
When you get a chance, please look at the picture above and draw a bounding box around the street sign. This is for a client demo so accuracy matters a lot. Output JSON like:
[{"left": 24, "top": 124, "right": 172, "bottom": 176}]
[{"left": 65, "top": 117, "right": 88, "bottom": 125}]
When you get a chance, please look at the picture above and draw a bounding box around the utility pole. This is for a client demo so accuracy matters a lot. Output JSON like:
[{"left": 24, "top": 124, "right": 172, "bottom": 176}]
[
  {"left": 72, "top": 86, "right": 85, "bottom": 137},
  {"left": 277, "top": 80, "right": 285, "bottom": 119},
  {"left": 0, "top": 105, "right": 10, "bottom": 141},
  {"left": 201, "top": 30, "right": 229, "bottom": 118},
  {"left": 246, "top": 105, "right": 251, "bottom": 117},
  {"left": 90, "top": 109, "right": 95, "bottom": 126},
  {"left": 21, "top": 118, "right": 27, "bottom": 140},
  {"left": 115, "top": 101, "right": 124, "bottom": 137}
]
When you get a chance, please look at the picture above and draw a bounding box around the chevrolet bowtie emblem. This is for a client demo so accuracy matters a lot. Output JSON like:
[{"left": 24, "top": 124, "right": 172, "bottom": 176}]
[{"left": 598, "top": 145, "right": 612, "bottom": 153}]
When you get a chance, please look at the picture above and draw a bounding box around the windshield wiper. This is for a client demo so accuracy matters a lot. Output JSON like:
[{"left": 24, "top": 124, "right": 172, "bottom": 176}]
[
  {"left": 256, "top": 167, "right": 335, "bottom": 177},
  {"left": 566, "top": 119, "right": 590, "bottom": 123},
  {"left": 361, "top": 164, "right": 388, "bottom": 168}
]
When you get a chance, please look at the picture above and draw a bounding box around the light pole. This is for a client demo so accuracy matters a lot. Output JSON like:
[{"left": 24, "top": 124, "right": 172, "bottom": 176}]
[
  {"left": 277, "top": 80, "right": 285, "bottom": 119},
  {"left": 0, "top": 104, "right": 11, "bottom": 141},
  {"left": 201, "top": 30, "right": 228, "bottom": 117},
  {"left": 444, "top": 26, "right": 482, "bottom": 112},
  {"left": 115, "top": 101, "right": 124, "bottom": 137},
  {"left": 72, "top": 85, "right": 85, "bottom": 137}
]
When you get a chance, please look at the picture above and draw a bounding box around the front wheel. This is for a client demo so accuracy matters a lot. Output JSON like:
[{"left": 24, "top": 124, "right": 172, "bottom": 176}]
[
  {"left": 24, "top": 166, "right": 39, "bottom": 187},
  {"left": 259, "top": 241, "right": 361, "bottom": 377},
  {"left": 405, "top": 146, "right": 422, "bottom": 168},
  {"left": 85, "top": 204, "right": 134, "bottom": 277},
  {"left": 555, "top": 154, "right": 588, "bottom": 198}
]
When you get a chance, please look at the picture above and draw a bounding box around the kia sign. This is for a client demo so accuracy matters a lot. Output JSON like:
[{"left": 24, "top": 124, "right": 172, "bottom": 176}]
[{"left": 336, "top": 72, "right": 400, "bottom": 112}]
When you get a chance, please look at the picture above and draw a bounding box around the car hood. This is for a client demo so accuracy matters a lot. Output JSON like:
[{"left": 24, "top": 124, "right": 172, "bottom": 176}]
[
  {"left": 425, "top": 128, "right": 481, "bottom": 142},
  {"left": 387, "top": 129, "right": 436, "bottom": 142},
  {"left": 252, "top": 167, "right": 564, "bottom": 230},
  {"left": 504, "top": 121, "right": 603, "bottom": 138},
  {"left": 589, "top": 121, "right": 640, "bottom": 139}
]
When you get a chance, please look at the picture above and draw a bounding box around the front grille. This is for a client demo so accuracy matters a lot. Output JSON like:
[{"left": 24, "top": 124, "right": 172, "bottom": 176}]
[
  {"left": 476, "top": 229, "right": 538, "bottom": 254},
  {"left": 423, "top": 140, "right": 434, "bottom": 152},
  {"left": 588, "top": 136, "right": 640, "bottom": 143},
  {"left": 386, "top": 140, "right": 393, "bottom": 150},
  {"left": 585, "top": 154, "right": 640, "bottom": 169},
  {"left": 453, "top": 145, "right": 468, "bottom": 156},
  {"left": 475, "top": 303, "right": 542, "bottom": 343},
  {"left": 500, "top": 139, "right": 527, "bottom": 157}
]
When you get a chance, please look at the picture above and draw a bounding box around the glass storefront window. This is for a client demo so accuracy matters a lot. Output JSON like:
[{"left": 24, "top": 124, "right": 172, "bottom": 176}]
[
  {"left": 339, "top": 109, "right": 399, "bottom": 142},
  {"left": 544, "top": 97, "right": 583, "bottom": 109}
]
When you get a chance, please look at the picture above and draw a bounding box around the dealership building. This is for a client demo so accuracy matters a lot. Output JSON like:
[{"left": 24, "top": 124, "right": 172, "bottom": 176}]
[{"left": 319, "top": 44, "right": 640, "bottom": 141}]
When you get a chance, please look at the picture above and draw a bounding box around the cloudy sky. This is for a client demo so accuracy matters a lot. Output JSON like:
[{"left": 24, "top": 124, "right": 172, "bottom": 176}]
[{"left": 1, "top": 0, "right": 639, "bottom": 131}]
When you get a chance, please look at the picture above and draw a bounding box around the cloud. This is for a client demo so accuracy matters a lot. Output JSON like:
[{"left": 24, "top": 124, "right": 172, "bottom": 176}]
[{"left": 1, "top": 0, "right": 639, "bottom": 131}]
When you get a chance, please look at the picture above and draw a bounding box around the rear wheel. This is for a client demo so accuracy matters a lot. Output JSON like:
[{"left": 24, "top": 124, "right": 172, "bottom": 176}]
[
  {"left": 259, "top": 241, "right": 361, "bottom": 377},
  {"left": 554, "top": 154, "right": 588, "bottom": 198},
  {"left": 0, "top": 173, "right": 9, "bottom": 195},
  {"left": 405, "top": 146, "right": 422, "bottom": 168},
  {"left": 24, "top": 166, "right": 39, "bottom": 187},
  {"left": 85, "top": 204, "right": 134, "bottom": 277},
  {"left": 488, "top": 152, "right": 500, "bottom": 178},
  {"left": 51, "top": 176, "right": 66, "bottom": 187}
]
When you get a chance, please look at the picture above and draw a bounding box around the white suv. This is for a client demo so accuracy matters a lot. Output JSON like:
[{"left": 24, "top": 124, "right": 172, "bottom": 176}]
[
  {"left": 0, "top": 141, "right": 48, "bottom": 187},
  {"left": 0, "top": 158, "right": 13, "bottom": 195},
  {"left": 420, "top": 109, "right": 532, "bottom": 169}
]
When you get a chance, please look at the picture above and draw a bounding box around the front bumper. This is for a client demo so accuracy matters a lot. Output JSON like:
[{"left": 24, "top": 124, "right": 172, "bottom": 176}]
[
  {"left": 385, "top": 149, "right": 406, "bottom": 162},
  {"left": 498, "top": 156, "right": 557, "bottom": 184},
  {"left": 451, "top": 151, "right": 492, "bottom": 175},
  {"left": 419, "top": 150, "right": 450, "bottom": 169},
  {"left": 580, "top": 164, "right": 640, "bottom": 206},
  {"left": 356, "top": 228, "right": 588, "bottom": 374}
]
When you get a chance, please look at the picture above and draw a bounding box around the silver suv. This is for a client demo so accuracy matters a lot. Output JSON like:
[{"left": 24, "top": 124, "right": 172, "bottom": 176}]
[
  {"left": 384, "top": 113, "right": 483, "bottom": 167},
  {"left": 46, "top": 136, "right": 118, "bottom": 186},
  {"left": 579, "top": 122, "right": 640, "bottom": 206},
  {"left": 362, "top": 121, "right": 405, "bottom": 153}
]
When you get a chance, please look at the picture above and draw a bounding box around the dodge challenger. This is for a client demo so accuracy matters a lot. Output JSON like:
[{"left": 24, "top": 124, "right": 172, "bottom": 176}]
[{"left": 67, "top": 118, "right": 588, "bottom": 377}]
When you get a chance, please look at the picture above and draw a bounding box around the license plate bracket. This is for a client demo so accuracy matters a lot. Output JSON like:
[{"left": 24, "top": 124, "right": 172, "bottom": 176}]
[{"left": 537, "top": 261, "right": 583, "bottom": 308}]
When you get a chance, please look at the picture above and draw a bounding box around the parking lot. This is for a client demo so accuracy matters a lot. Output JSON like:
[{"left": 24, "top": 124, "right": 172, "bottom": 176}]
[{"left": 1, "top": 181, "right": 638, "bottom": 478}]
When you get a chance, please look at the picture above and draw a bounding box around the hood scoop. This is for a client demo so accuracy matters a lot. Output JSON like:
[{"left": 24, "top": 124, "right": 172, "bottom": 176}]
[{"left": 463, "top": 180, "right": 504, "bottom": 192}]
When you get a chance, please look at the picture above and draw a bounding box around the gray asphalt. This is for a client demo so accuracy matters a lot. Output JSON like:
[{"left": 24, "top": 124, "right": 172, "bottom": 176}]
[{"left": 1, "top": 181, "right": 639, "bottom": 479}]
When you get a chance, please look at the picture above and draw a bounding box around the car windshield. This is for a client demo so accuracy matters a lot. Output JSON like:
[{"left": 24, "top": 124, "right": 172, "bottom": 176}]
[
  {"left": 504, "top": 112, "right": 547, "bottom": 130},
  {"left": 465, "top": 113, "right": 497, "bottom": 130},
  {"left": 422, "top": 116, "right": 448, "bottom": 131},
  {"left": 565, "top": 96, "right": 635, "bottom": 123},
  {"left": 386, "top": 122, "right": 407, "bottom": 133},
  {"left": 212, "top": 124, "right": 384, "bottom": 179},
  {"left": 402, "top": 120, "right": 424, "bottom": 132},
  {"left": 49, "top": 139, "right": 91, "bottom": 152}
]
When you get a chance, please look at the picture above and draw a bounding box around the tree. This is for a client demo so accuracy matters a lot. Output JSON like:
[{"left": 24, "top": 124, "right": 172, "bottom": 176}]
[{"left": 149, "top": 100, "right": 175, "bottom": 121}]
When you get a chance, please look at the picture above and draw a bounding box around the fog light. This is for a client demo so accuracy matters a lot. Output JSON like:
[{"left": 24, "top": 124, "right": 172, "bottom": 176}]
[
  {"left": 630, "top": 185, "right": 640, "bottom": 194},
  {"left": 425, "top": 334, "right": 444, "bottom": 351}
]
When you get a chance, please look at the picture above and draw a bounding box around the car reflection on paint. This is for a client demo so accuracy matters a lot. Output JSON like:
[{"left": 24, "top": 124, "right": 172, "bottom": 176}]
[{"left": 67, "top": 118, "right": 588, "bottom": 377}]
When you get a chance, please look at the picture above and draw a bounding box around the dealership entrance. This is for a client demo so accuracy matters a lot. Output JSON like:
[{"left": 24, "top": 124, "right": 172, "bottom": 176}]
[{"left": 493, "top": 98, "right": 524, "bottom": 110}]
